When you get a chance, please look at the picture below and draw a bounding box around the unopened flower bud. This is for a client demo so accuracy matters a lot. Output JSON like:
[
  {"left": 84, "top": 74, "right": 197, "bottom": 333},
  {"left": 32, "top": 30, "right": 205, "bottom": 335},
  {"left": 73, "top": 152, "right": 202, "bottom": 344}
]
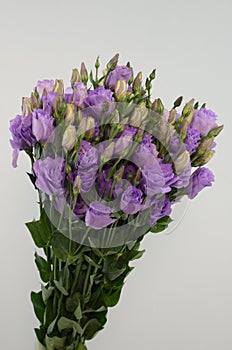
[
  {"left": 85, "top": 117, "right": 95, "bottom": 140},
  {"left": 53, "top": 79, "right": 64, "bottom": 95},
  {"left": 95, "top": 56, "right": 100, "bottom": 70},
  {"left": 134, "top": 128, "right": 144, "bottom": 143},
  {"left": 110, "top": 109, "right": 120, "bottom": 123},
  {"left": 22, "top": 97, "right": 33, "bottom": 116},
  {"left": 134, "top": 168, "right": 142, "bottom": 185},
  {"left": 130, "top": 105, "right": 148, "bottom": 127},
  {"left": 62, "top": 125, "right": 77, "bottom": 151},
  {"left": 179, "top": 120, "right": 188, "bottom": 141},
  {"left": 73, "top": 175, "right": 81, "bottom": 193},
  {"left": 145, "top": 78, "right": 152, "bottom": 91},
  {"left": 197, "top": 137, "right": 214, "bottom": 155},
  {"left": 107, "top": 53, "right": 119, "bottom": 71},
  {"left": 207, "top": 125, "right": 224, "bottom": 138},
  {"left": 173, "top": 96, "right": 183, "bottom": 109},
  {"left": 168, "top": 108, "right": 176, "bottom": 124},
  {"left": 114, "top": 165, "right": 125, "bottom": 181},
  {"left": 132, "top": 72, "right": 142, "bottom": 93},
  {"left": 101, "top": 142, "right": 115, "bottom": 163},
  {"left": 80, "top": 62, "right": 88, "bottom": 84},
  {"left": 192, "top": 150, "right": 215, "bottom": 167},
  {"left": 54, "top": 96, "right": 65, "bottom": 119},
  {"left": 149, "top": 69, "right": 156, "bottom": 81},
  {"left": 152, "top": 98, "right": 164, "bottom": 116},
  {"left": 182, "top": 98, "right": 195, "bottom": 117},
  {"left": 174, "top": 150, "right": 190, "bottom": 176},
  {"left": 65, "top": 103, "right": 76, "bottom": 124},
  {"left": 115, "top": 80, "right": 127, "bottom": 101},
  {"left": 71, "top": 68, "right": 80, "bottom": 88},
  {"left": 30, "top": 92, "right": 39, "bottom": 109}
]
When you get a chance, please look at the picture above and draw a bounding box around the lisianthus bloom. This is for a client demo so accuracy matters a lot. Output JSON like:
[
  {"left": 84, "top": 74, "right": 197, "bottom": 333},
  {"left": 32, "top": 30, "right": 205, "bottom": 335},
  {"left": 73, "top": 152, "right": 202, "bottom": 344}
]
[
  {"left": 42, "top": 92, "right": 58, "bottom": 115},
  {"left": 149, "top": 196, "right": 172, "bottom": 226},
  {"left": 120, "top": 185, "right": 143, "bottom": 214},
  {"left": 77, "top": 141, "right": 99, "bottom": 192},
  {"left": 9, "top": 115, "right": 36, "bottom": 167},
  {"left": 85, "top": 201, "right": 116, "bottom": 229},
  {"left": 73, "top": 82, "right": 88, "bottom": 108},
  {"left": 106, "top": 65, "right": 133, "bottom": 89},
  {"left": 186, "top": 167, "right": 214, "bottom": 199},
  {"left": 83, "top": 86, "right": 114, "bottom": 118},
  {"left": 36, "top": 79, "right": 55, "bottom": 98},
  {"left": 33, "top": 157, "right": 65, "bottom": 196},
  {"left": 32, "top": 109, "right": 55, "bottom": 143},
  {"left": 191, "top": 108, "right": 217, "bottom": 136},
  {"left": 184, "top": 127, "right": 201, "bottom": 154}
]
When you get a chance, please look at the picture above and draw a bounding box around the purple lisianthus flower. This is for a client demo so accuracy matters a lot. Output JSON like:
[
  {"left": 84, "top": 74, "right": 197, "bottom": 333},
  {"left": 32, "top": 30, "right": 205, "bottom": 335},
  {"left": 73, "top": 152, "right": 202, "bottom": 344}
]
[
  {"left": 73, "top": 82, "right": 88, "bottom": 108},
  {"left": 171, "top": 163, "right": 191, "bottom": 188},
  {"left": 36, "top": 79, "right": 55, "bottom": 98},
  {"left": 42, "top": 92, "right": 58, "bottom": 115},
  {"left": 77, "top": 141, "right": 99, "bottom": 192},
  {"left": 191, "top": 108, "right": 217, "bottom": 136},
  {"left": 32, "top": 109, "right": 55, "bottom": 143},
  {"left": 64, "top": 87, "right": 74, "bottom": 104},
  {"left": 184, "top": 127, "right": 200, "bottom": 154},
  {"left": 120, "top": 185, "right": 143, "bottom": 214},
  {"left": 83, "top": 86, "right": 114, "bottom": 119},
  {"left": 162, "top": 108, "right": 170, "bottom": 122},
  {"left": 97, "top": 168, "right": 114, "bottom": 199},
  {"left": 33, "top": 157, "right": 65, "bottom": 195},
  {"left": 73, "top": 195, "right": 88, "bottom": 218},
  {"left": 159, "top": 161, "right": 176, "bottom": 187},
  {"left": 186, "top": 167, "right": 214, "bottom": 199},
  {"left": 114, "top": 125, "right": 137, "bottom": 154},
  {"left": 85, "top": 201, "right": 116, "bottom": 229},
  {"left": 141, "top": 162, "right": 170, "bottom": 196},
  {"left": 106, "top": 65, "right": 133, "bottom": 89},
  {"left": 9, "top": 115, "right": 36, "bottom": 167},
  {"left": 149, "top": 196, "right": 172, "bottom": 227}
]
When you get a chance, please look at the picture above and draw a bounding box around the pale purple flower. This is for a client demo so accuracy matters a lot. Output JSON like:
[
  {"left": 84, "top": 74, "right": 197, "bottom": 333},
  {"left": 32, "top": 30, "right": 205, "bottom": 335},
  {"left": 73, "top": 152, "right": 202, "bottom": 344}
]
[
  {"left": 32, "top": 109, "right": 55, "bottom": 143},
  {"left": 85, "top": 201, "right": 116, "bottom": 229},
  {"left": 33, "top": 157, "right": 65, "bottom": 195},
  {"left": 83, "top": 86, "right": 114, "bottom": 119},
  {"left": 171, "top": 163, "right": 191, "bottom": 188},
  {"left": 73, "top": 82, "right": 88, "bottom": 108},
  {"left": 73, "top": 195, "right": 88, "bottom": 218},
  {"left": 186, "top": 167, "right": 214, "bottom": 199},
  {"left": 120, "top": 186, "right": 143, "bottom": 214},
  {"left": 191, "top": 108, "right": 217, "bottom": 136},
  {"left": 106, "top": 65, "right": 133, "bottom": 89},
  {"left": 141, "top": 162, "right": 170, "bottom": 196},
  {"left": 64, "top": 87, "right": 74, "bottom": 104},
  {"left": 42, "top": 92, "right": 58, "bottom": 115},
  {"left": 9, "top": 115, "right": 36, "bottom": 167},
  {"left": 149, "top": 196, "right": 172, "bottom": 227},
  {"left": 184, "top": 127, "right": 200, "bottom": 154},
  {"left": 36, "top": 80, "right": 55, "bottom": 98},
  {"left": 77, "top": 141, "right": 99, "bottom": 192},
  {"left": 162, "top": 108, "right": 170, "bottom": 122}
]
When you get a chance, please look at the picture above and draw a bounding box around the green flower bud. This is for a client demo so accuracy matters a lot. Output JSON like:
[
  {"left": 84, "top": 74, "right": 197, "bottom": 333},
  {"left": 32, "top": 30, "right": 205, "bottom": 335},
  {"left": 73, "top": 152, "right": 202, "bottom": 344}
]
[
  {"left": 168, "top": 108, "right": 176, "bottom": 125},
  {"left": 22, "top": 97, "right": 33, "bottom": 116},
  {"left": 107, "top": 53, "right": 119, "bottom": 71},
  {"left": 179, "top": 120, "right": 188, "bottom": 141},
  {"left": 207, "top": 125, "right": 224, "bottom": 138},
  {"left": 85, "top": 117, "right": 95, "bottom": 140},
  {"left": 73, "top": 175, "right": 81, "bottom": 193},
  {"left": 130, "top": 105, "right": 148, "bottom": 127},
  {"left": 134, "top": 128, "right": 144, "bottom": 143},
  {"left": 30, "top": 92, "right": 39, "bottom": 109},
  {"left": 80, "top": 62, "right": 88, "bottom": 84},
  {"left": 182, "top": 98, "right": 195, "bottom": 117},
  {"left": 152, "top": 98, "right": 164, "bottom": 116},
  {"left": 149, "top": 69, "right": 156, "bottom": 81},
  {"left": 114, "top": 165, "right": 125, "bottom": 182},
  {"left": 197, "top": 137, "right": 214, "bottom": 155},
  {"left": 65, "top": 103, "right": 76, "bottom": 124},
  {"left": 145, "top": 77, "right": 152, "bottom": 91},
  {"left": 54, "top": 96, "right": 66, "bottom": 119},
  {"left": 71, "top": 68, "right": 80, "bottom": 88},
  {"left": 134, "top": 168, "right": 142, "bottom": 186},
  {"left": 53, "top": 79, "right": 64, "bottom": 95},
  {"left": 173, "top": 96, "right": 183, "bottom": 108},
  {"left": 115, "top": 79, "right": 127, "bottom": 101},
  {"left": 95, "top": 56, "right": 100, "bottom": 70},
  {"left": 62, "top": 125, "right": 77, "bottom": 151},
  {"left": 174, "top": 150, "right": 190, "bottom": 176},
  {"left": 110, "top": 109, "right": 120, "bottom": 123},
  {"left": 132, "top": 72, "right": 142, "bottom": 93},
  {"left": 101, "top": 142, "right": 115, "bottom": 163},
  {"left": 192, "top": 150, "right": 215, "bottom": 167}
]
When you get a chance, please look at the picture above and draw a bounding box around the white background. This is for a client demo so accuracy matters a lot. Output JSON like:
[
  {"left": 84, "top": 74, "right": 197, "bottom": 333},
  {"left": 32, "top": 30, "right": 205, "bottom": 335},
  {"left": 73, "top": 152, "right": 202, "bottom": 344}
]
[{"left": 0, "top": 0, "right": 231, "bottom": 349}]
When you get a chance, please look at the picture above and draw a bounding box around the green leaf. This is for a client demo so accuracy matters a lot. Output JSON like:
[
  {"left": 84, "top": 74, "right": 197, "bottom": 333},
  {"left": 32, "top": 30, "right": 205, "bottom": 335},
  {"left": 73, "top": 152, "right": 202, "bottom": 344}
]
[
  {"left": 83, "top": 318, "right": 102, "bottom": 340},
  {"left": 45, "top": 335, "right": 66, "bottom": 350},
  {"left": 51, "top": 231, "right": 78, "bottom": 262},
  {"left": 84, "top": 255, "right": 101, "bottom": 269},
  {"left": 104, "top": 287, "right": 122, "bottom": 307},
  {"left": 66, "top": 293, "right": 80, "bottom": 313},
  {"left": 150, "top": 216, "right": 172, "bottom": 233},
  {"left": 47, "top": 316, "right": 58, "bottom": 335},
  {"left": 77, "top": 343, "right": 87, "bottom": 350},
  {"left": 57, "top": 317, "right": 83, "bottom": 335},
  {"left": 41, "top": 285, "right": 54, "bottom": 303},
  {"left": 31, "top": 291, "right": 45, "bottom": 323},
  {"left": 35, "top": 253, "right": 51, "bottom": 282},
  {"left": 74, "top": 303, "right": 82, "bottom": 320},
  {"left": 129, "top": 249, "right": 145, "bottom": 261},
  {"left": 54, "top": 280, "right": 68, "bottom": 296},
  {"left": 26, "top": 209, "right": 51, "bottom": 248}
]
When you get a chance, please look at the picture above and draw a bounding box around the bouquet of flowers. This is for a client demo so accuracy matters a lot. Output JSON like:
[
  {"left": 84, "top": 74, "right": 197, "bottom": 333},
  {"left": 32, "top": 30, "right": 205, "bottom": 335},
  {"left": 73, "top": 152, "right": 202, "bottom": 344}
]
[{"left": 10, "top": 54, "right": 223, "bottom": 350}]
